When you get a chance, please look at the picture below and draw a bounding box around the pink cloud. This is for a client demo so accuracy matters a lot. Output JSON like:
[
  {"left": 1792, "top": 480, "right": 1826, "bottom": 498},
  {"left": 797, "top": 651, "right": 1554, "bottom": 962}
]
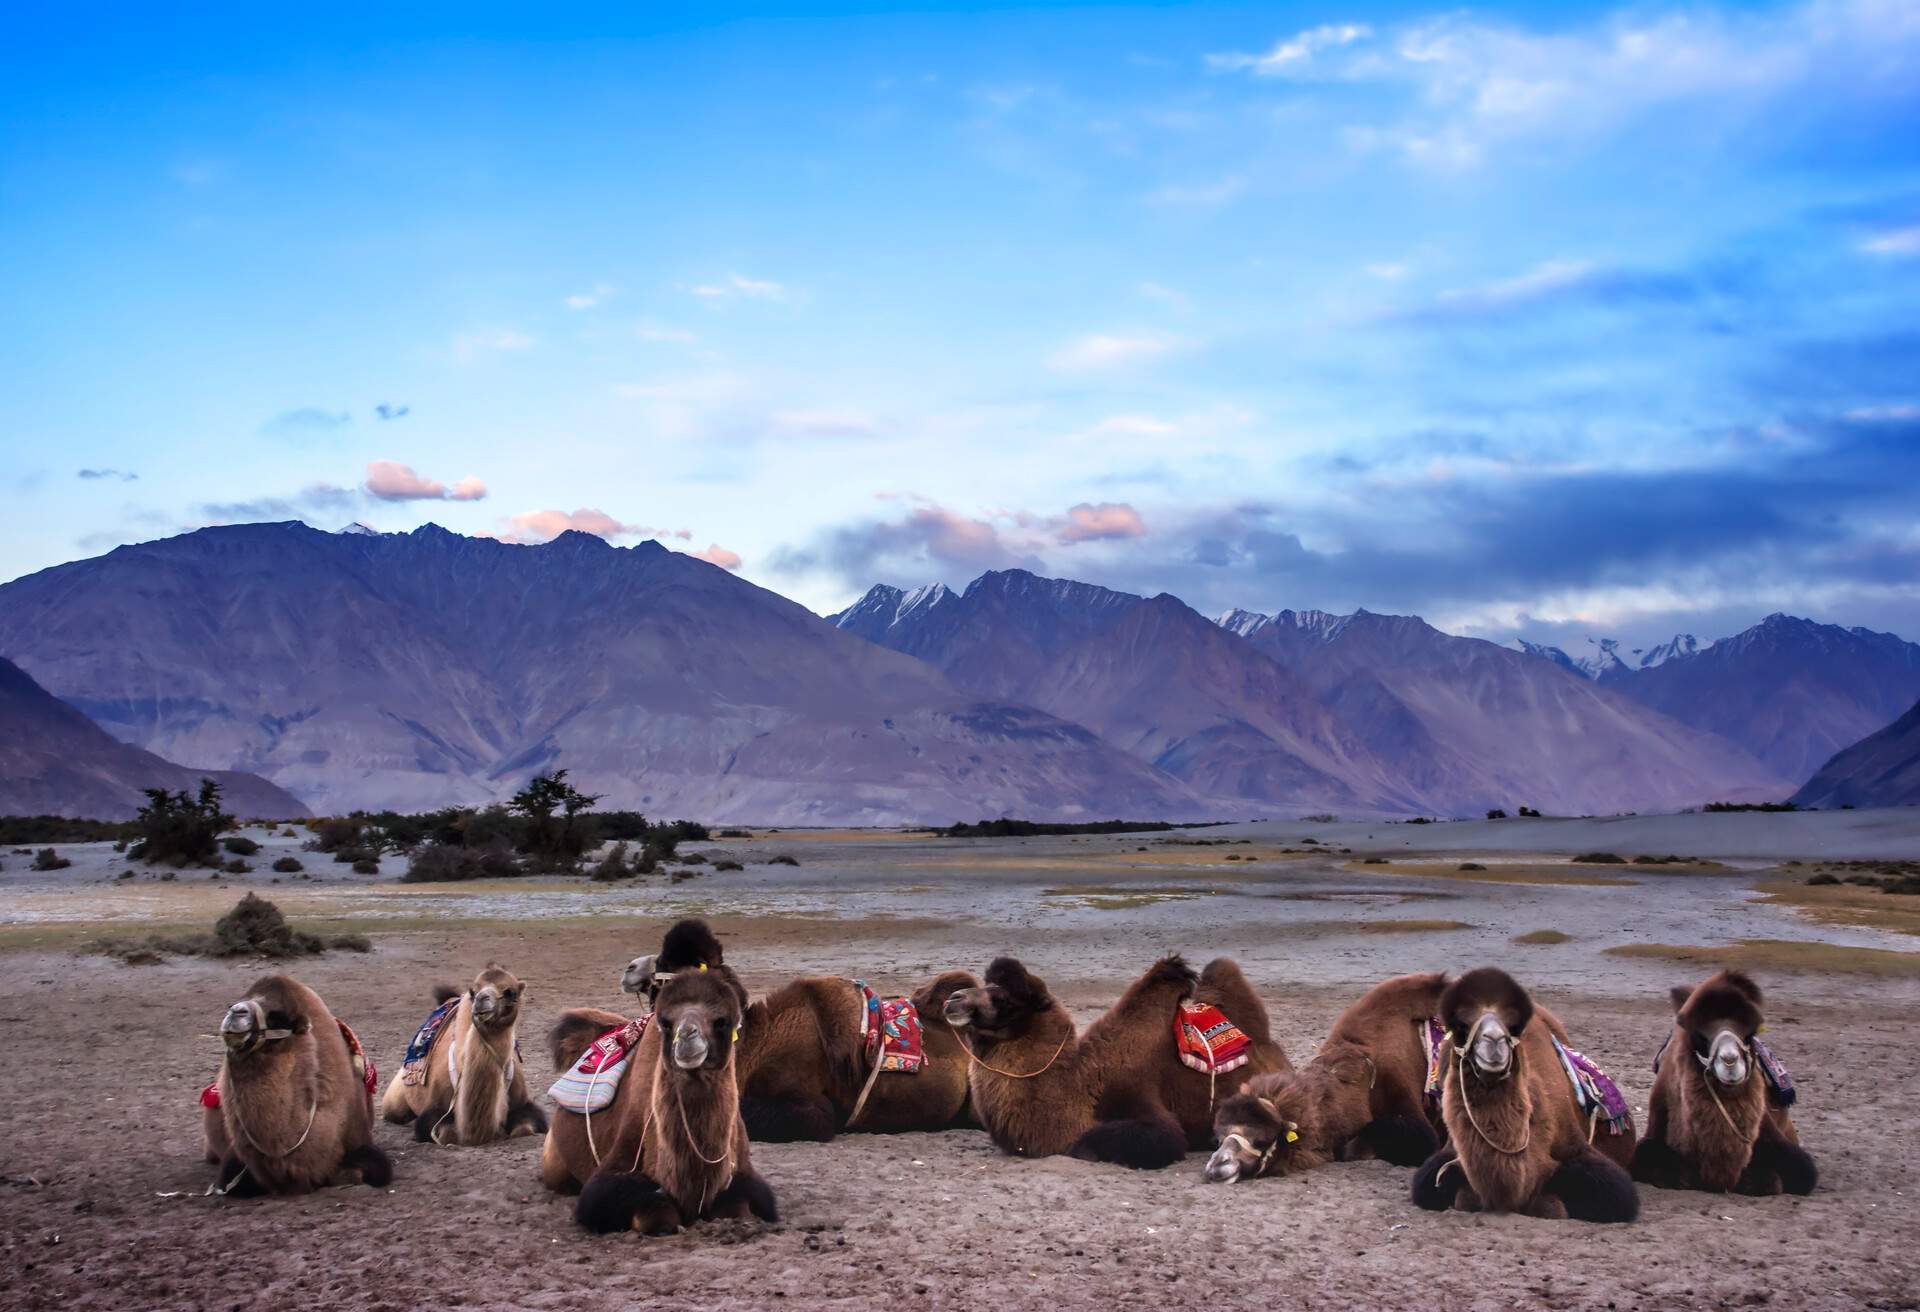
[
  {"left": 363, "top": 460, "right": 488, "bottom": 502},
  {"left": 1057, "top": 501, "right": 1146, "bottom": 544},
  {"left": 690, "top": 543, "right": 743, "bottom": 570},
  {"left": 495, "top": 507, "right": 694, "bottom": 545}
]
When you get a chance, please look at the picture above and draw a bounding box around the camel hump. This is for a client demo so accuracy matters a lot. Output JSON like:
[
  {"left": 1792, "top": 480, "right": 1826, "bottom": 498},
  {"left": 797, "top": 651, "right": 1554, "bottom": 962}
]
[
  {"left": 550, "top": 1007, "right": 629, "bottom": 1071},
  {"left": 1367, "top": 971, "right": 1450, "bottom": 1019},
  {"left": 1195, "top": 958, "right": 1272, "bottom": 1042},
  {"left": 1144, "top": 954, "right": 1198, "bottom": 991},
  {"left": 659, "top": 919, "right": 725, "bottom": 972},
  {"left": 431, "top": 984, "right": 461, "bottom": 1006}
]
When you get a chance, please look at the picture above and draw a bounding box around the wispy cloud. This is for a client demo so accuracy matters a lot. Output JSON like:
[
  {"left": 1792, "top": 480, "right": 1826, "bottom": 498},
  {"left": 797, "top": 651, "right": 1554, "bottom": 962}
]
[
  {"left": 200, "top": 482, "right": 358, "bottom": 525},
  {"left": 1208, "top": 23, "right": 1372, "bottom": 76},
  {"left": 493, "top": 508, "right": 693, "bottom": 544},
  {"left": 564, "top": 283, "right": 616, "bottom": 310},
  {"left": 375, "top": 403, "right": 410, "bottom": 421},
  {"left": 76, "top": 468, "right": 138, "bottom": 482},
  {"left": 1050, "top": 332, "right": 1185, "bottom": 373},
  {"left": 261, "top": 407, "right": 351, "bottom": 439},
  {"left": 1860, "top": 225, "right": 1920, "bottom": 256},
  {"left": 689, "top": 543, "right": 743, "bottom": 570},
  {"left": 1147, "top": 175, "right": 1246, "bottom": 208},
  {"left": 690, "top": 273, "right": 787, "bottom": 302},
  {"left": 363, "top": 460, "right": 487, "bottom": 503},
  {"left": 1056, "top": 502, "right": 1147, "bottom": 544},
  {"left": 452, "top": 329, "right": 534, "bottom": 360}
]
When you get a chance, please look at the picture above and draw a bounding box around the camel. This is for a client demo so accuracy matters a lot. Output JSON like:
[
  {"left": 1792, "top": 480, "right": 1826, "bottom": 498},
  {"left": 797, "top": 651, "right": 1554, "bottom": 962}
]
[
  {"left": 203, "top": 974, "right": 391, "bottom": 1196},
  {"left": 623, "top": 919, "right": 978, "bottom": 1140},
  {"left": 1631, "top": 971, "right": 1816, "bottom": 1196},
  {"left": 1205, "top": 971, "right": 1446, "bottom": 1183},
  {"left": 380, "top": 964, "right": 547, "bottom": 1145},
  {"left": 541, "top": 966, "right": 778, "bottom": 1235},
  {"left": 942, "top": 953, "right": 1289, "bottom": 1170},
  {"left": 1410, "top": 968, "right": 1639, "bottom": 1222}
]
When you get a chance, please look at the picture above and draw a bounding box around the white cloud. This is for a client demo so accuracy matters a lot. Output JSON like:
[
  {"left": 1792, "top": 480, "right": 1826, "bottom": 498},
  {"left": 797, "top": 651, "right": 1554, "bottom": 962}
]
[
  {"left": 495, "top": 508, "right": 692, "bottom": 544},
  {"left": 1137, "top": 281, "right": 1190, "bottom": 311},
  {"left": 1860, "top": 225, "right": 1920, "bottom": 256},
  {"left": 1365, "top": 262, "right": 1410, "bottom": 280},
  {"left": 564, "top": 283, "right": 616, "bottom": 310},
  {"left": 689, "top": 543, "right": 744, "bottom": 570},
  {"left": 1090, "top": 414, "right": 1178, "bottom": 437},
  {"left": 1050, "top": 332, "right": 1185, "bottom": 373},
  {"left": 363, "top": 460, "right": 488, "bottom": 503},
  {"left": 452, "top": 329, "right": 534, "bottom": 360},
  {"left": 1434, "top": 259, "right": 1596, "bottom": 311},
  {"left": 691, "top": 273, "right": 788, "bottom": 302},
  {"left": 1208, "top": 23, "right": 1373, "bottom": 76}
]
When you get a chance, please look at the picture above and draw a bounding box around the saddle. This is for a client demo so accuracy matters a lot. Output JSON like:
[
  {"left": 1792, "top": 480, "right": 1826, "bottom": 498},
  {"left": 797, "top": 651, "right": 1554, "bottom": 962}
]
[
  {"left": 547, "top": 1016, "right": 650, "bottom": 1114},
  {"left": 400, "top": 996, "right": 459, "bottom": 1086},
  {"left": 1176, "top": 1002, "right": 1252, "bottom": 1075},
  {"left": 1552, "top": 1037, "right": 1630, "bottom": 1136},
  {"left": 1420, "top": 1018, "right": 1447, "bottom": 1101},
  {"left": 854, "top": 980, "right": 926, "bottom": 1074}
]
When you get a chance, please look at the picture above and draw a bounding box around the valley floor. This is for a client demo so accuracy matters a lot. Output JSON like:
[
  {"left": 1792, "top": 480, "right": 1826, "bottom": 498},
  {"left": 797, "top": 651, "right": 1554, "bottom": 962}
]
[{"left": 2, "top": 810, "right": 1918, "bottom": 1311}]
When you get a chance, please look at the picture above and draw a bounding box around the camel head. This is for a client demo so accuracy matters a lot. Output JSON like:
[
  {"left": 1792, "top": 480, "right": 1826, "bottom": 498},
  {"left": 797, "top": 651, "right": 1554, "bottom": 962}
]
[
  {"left": 624, "top": 919, "right": 727, "bottom": 1011},
  {"left": 1671, "top": 970, "right": 1764, "bottom": 1088},
  {"left": 1205, "top": 1075, "right": 1299, "bottom": 1184},
  {"left": 466, "top": 963, "right": 525, "bottom": 1032},
  {"left": 910, "top": 970, "right": 982, "bottom": 1030},
  {"left": 943, "top": 957, "right": 1051, "bottom": 1041},
  {"left": 654, "top": 966, "right": 748, "bottom": 1074},
  {"left": 1439, "top": 967, "right": 1534, "bottom": 1082},
  {"left": 219, "top": 974, "right": 314, "bottom": 1057}
]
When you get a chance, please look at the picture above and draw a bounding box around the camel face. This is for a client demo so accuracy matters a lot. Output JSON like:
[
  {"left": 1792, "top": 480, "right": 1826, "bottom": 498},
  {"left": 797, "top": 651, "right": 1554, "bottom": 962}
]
[
  {"left": 946, "top": 956, "right": 1050, "bottom": 1037},
  {"left": 220, "top": 986, "right": 304, "bottom": 1056},
  {"left": 468, "top": 966, "right": 525, "bottom": 1031},
  {"left": 621, "top": 954, "right": 658, "bottom": 1005},
  {"left": 1439, "top": 967, "right": 1533, "bottom": 1081},
  {"left": 1674, "top": 969, "right": 1764, "bottom": 1088},
  {"left": 1205, "top": 1085, "right": 1297, "bottom": 1183},
  {"left": 1698, "top": 1029, "right": 1752, "bottom": 1087},
  {"left": 656, "top": 971, "right": 744, "bottom": 1072},
  {"left": 1464, "top": 1012, "right": 1517, "bottom": 1080}
]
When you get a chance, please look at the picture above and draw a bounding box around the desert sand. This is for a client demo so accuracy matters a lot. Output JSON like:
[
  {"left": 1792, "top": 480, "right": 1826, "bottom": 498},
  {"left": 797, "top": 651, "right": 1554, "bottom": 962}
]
[{"left": 2, "top": 809, "right": 1917, "bottom": 1311}]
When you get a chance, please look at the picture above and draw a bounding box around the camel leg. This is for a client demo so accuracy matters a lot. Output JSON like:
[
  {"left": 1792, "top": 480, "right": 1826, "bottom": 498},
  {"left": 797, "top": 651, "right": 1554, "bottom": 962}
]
[
  {"left": 1353, "top": 1113, "right": 1439, "bottom": 1167},
  {"left": 215, "top": 1154, "right": 264, "bottom": 1199},
  {"left": 1741, "top": 1122, "right": 1816, "bottom": 1197},
  {"left": 577, "top": 1170, "right": 671, "bottom": 1234},
  {"left": 338, "top": 1144, "right": 393, "bottom": 1189},
  {"left": 1543, "top": 1147, "right": 1640, "bottom": 1223},
  {"left": 1069, "top": 1110, "right": 1188, "bottom": 1170},
  {"left": 707, "top": 1168, "right": 780, "bottom": 1223},
  {"left": 540, "top": 1132, "right": 580, "bottom": 1195},
  {"left": 740, "top": 1093, "right": 837, "bottom": 1143},
  {"left": 505, "top": 1098, "right": 548, "bottom": 1139},
  {"left": 414, "top": 1103, "right": 455, "bottom": 1145},
  {"left": 1411, "top": 1144, "right": 1463, "bottom": 1212},
  {"left": 379, "top": 1076, "right": 416, "bottom": 1125}
]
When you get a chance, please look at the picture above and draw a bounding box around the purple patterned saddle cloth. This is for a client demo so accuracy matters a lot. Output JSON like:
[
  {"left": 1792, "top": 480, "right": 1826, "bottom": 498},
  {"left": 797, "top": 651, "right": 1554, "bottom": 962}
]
[{"left": 1553, "top": 1037, "right": 1630, "bottom": 1134}]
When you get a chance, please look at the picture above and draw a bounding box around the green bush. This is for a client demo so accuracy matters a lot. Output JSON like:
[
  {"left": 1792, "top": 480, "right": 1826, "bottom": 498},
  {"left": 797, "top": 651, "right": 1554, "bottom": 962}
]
[
  {"left": 714, "top": 859, "right": 743, "bottom": 872},
  {"left": 32, "top": 847, "right": 72, "bottom": 871},
  {"left": 402, "top": 841, "right": 522, "bottom": 883},
  {"left": 768, "top": 853, "right": 800, "bottom": 867},
  {"left": 222, "top": 835, "right": 260, "bottom": 856},
  {"left": 591, "top": 842, "right": 632, "bottom": 882},
  {"left": 351, "top": 857, "right": 380, "bottom": 875},
  {"left": 1574, "top": 852, "right": 1625, "bottom": 864},
  {"left": 271, "top": 856, "right": 303, "bottom": 873}
]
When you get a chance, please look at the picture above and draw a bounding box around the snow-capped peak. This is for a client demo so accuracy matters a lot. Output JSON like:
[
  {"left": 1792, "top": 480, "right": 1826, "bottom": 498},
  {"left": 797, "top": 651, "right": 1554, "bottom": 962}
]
[
  {"left": 1216, "top": 607, "right": 1272, "bottom": 638},
  {"left": 339, "top": 522, "right": 382, "bottom": 537}
]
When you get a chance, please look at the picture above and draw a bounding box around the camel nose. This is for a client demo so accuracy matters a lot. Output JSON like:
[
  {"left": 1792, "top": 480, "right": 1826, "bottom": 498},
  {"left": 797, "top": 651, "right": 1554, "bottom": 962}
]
[
  {"left": 473, "top": 991, "right": 497, "bottom": 1018},
  {"left": 1203, "top": 1146, "right": 1241, "bottom": 1184},
  {"left": 672, "top": 1023, "right": 710, "bottom": 1069},
  {"left": 220, "top": 1002, "right": 257, "bottom": 1049},
  {"left": 943, "top": 994, "right": 973, "bottom": 1026}
]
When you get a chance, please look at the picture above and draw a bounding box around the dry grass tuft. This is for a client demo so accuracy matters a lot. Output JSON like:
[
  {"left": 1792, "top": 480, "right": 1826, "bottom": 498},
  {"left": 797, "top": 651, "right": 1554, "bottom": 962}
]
[
  {"left": 1513, "top": 929, "right": 1571, "bottom": 945},
  {"left": 1605, "top": 938, "right": 1920, "bottom": 977}
]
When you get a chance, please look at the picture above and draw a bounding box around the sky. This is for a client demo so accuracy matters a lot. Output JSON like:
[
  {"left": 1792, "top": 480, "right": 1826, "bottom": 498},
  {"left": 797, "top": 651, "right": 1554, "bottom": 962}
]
[{"left": 3, "top": 1, "right": 1918, "bottom": 655}]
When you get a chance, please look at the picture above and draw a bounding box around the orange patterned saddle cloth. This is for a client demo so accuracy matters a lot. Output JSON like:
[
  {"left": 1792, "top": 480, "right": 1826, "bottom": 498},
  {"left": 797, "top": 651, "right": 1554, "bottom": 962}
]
[
  {"left": 854, "top": 981, "right": 925, "bottom": 1074},
  {"left": 1177, "top": 1002, "right": 1252, "bottom": 1074}
]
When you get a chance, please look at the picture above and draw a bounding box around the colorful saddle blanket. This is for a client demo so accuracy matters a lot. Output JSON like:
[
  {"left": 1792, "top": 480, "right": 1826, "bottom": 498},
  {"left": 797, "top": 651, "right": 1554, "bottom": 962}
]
[
  {"left": 1177, "top": 1002, "right": 1252, "bottom": 1075},
  {"left": 401, "top": 997, "right": 459, "bottom": 1086},
  {"left": 1552, "top": 1037, "right": 1630, "bottom": 1135},
  {"left": 1653, "top": 1031, "right": 1796, "bottom": 1109},
  {"left": 854, "top": 981, "right": 925, "bottom": 1074},
  {"left": 200, "top": 1019, "right": 376, "bottom": 1113},
  {"left": 547, "top": 1015, "right": 650, "bottom": 1114},
  {"left": 1421, "top": 1018, "right": 1447, "bottom": 1101}
]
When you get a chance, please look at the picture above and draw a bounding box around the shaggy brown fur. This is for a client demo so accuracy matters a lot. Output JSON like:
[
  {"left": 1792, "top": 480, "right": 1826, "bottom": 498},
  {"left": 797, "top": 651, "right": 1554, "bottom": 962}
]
[
  {"left": 1208, "top": 972, "right": 1446, "bottom": 1183},
  {"left": 945, "top": 953, "right": 1289, "bottom": 1170},
  {"left": 1632, "top": 971, "right": 1816, "bottom": 1196},
  {"left": 627, "top": 920, "right": 978, "bottom": 1141},
  {"left": 206, "top": 974, "right": 391, "bottom": 1197},
  {"left": 379, "top": 964, "right": 546, "bottom": 1145},
  {"left": 542, "top": 968, "right": 777, "bottom": 1235},
  {"left": 1410, "top": 968, "right": 1638, "bottom": 1223}
]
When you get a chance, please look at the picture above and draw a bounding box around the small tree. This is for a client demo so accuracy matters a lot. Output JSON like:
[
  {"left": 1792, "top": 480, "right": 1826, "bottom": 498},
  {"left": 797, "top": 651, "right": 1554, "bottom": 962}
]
[
  {"left": 509, "top": 769, "right": 602, "bottom": 869},
  {"left": 131, "top": 778, "right": 234, "bottom": 866}
]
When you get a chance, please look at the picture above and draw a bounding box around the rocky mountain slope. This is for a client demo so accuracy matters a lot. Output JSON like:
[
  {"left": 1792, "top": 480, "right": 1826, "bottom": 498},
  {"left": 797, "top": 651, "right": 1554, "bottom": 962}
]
[{"left": 1792, "top": 699, "right": 1920, "bottom": 810}]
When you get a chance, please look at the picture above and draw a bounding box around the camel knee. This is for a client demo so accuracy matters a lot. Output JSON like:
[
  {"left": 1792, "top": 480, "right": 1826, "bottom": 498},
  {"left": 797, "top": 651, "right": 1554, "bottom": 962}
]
[
  {"left": 540, "top": 1136, "right": 580, "bottom": 1195},
  {"left": 1630, "top": 1136, "right": 1687, "bottom": 1189},
  {"left": 1547, "top": 1150, "right": 1640, "bottom": 1223},
  {"left": 341, "top": 1144, "right": 392, "bottom": 1189},
  {"left": 1357, "top": 1114, "right": 1439, "bottom": 1167},
  {"left": 507, "top": 1100, "right": 549, "bottom": 1139},
  {"left": 379, "top": 1080, "right": 414, "bottom": 1124},
  {"left": 741, "top": 1094, "right": 836, "bottom": 1143},
  {"left": 577, "top": 1173, "right": 667, "bottom": 1234},
  {"left": 1410, "top": 1146, "right": 1461, "bottom": 1212},
  {"left": 1070, "top": 1116, "right": 1187, "bottom": 1170}
]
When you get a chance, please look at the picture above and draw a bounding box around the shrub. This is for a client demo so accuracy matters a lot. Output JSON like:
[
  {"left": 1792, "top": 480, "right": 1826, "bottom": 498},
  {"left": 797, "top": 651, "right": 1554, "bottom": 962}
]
[
  {"left": 333, "top": 845, "right": 376, "bottom": 865},
  {"left": 32, "top": 847, "right": 72, "bottom": 871},
  {"left": 1362, "top": 856, "right": 1389, "bottom": 865},
  {"left": 214, "top": 893, "right": 323, "bottom": 957},
  {"left": 1517, "top": 806, "right": 1541, "bottom": 818},
  {"left": 402, "top": 840, "right": 521, "bottom": 884},
  {"left": 222, "top": 835, "right": 260, "bottom": 856},
  {"left": 768, "top": 854, "right": 800, "bottom": 867},
  {"left": 130, "top": 779, "right": 233, "bottom": 866},
  {"left": 306, "top": 818, "right": 366, "bottom": 854},
  {"left": 714, "top": 859, "right": 743, "bottom": 872},
  {"left": 680, "top": 851, "right": 710, "bottom": 866},
  {"left": 1574, "top": 852, "right": 1625, "bottom": 864},
  {"left": 1458, "top": 862, "right": 1486, "bottom": 871},
  {"left": 718, "top": 828, "right": 752, "bottom": 838},
  {"left": 271, "top": 856, "right": 303, "bottom": 873},
  {"left": 1885, "top": 875, "right": 1920, "bottom": 896},
  {"left": 591, "top": 842, "right": 633, "bottom": 882},
  {"left": 1806, "top": 872, "right": 1841, "bottom": 886},
  {"left": 224, "top": 858, "right": 251, "bottom": 874},
  {"left": 1298, "top": 814, "right": 1338, "bottom": 824},
  {"left": 1486, "top": 809, "right": 1508, "bottom": 820},
  {"left": 351, "top": 857, "right": 380, "bottom": 875}
]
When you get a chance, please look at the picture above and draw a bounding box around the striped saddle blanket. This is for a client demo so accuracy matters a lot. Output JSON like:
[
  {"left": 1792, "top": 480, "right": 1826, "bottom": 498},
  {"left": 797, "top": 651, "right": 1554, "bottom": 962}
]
[
  {"left": 547, "top": 1016, "right": 650, "bottom": 1114},
  {"left": 1421, "top": 1018, "right": 1447, "bottom": 1101},
  {"left": 201, "top": 1019, "right": 376, "bottom": 1114},
  {"left": 1553, "top": 1037, "right": 1630, "bottom": 1135},
  {"left": 1177, "top": 1002, "right": 1252, "bottom": 1075},
  {"left": 401, "top": 997, "right": 459, "bottom": 1086},
  {"left": 854, "top": 981, "right": 925, "bottom": 1074}
]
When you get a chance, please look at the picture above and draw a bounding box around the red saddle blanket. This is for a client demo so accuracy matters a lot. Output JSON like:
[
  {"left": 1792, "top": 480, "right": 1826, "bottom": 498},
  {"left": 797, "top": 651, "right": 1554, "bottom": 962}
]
[
  {"left": 201, "top": 1019, "right": 376, "bottom": 1114},
  {"left": 547, "top": 1015, "right": 651, "bottom": 1114},
  {"left": 854, "top": 981, "right": 925, "bottom": 1074},
  {"left": 1177, "top": 1002, "right": 1252, "bottom": 1075}
]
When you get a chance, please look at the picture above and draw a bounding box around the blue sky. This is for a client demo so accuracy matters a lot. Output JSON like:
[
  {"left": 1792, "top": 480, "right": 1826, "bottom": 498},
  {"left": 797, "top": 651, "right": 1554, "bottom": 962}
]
[{"left": 3, "top": 1, "right": 1918, "bottom": 652}]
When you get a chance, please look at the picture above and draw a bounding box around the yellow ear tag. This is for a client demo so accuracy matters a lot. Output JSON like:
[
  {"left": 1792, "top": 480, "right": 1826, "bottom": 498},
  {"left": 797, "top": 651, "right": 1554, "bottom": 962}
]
[
  {"left": 1756, "top": 1024, "right": 1766, "bottom": 1033},
  {"left": 1286, "top": 1130, "right": 1299, "bottom": 1143},
  {"left": 698, "top": 962, "right": 708, "bottom": 971},
  {"left": 733, "top": 1026, "right": 741, "bottom": 1041}
]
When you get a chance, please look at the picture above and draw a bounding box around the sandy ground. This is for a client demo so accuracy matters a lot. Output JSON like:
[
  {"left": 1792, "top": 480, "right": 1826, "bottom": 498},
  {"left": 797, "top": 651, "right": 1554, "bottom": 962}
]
[{"left": 3, "top": 812, "right": 1919, "bottom": 1311}]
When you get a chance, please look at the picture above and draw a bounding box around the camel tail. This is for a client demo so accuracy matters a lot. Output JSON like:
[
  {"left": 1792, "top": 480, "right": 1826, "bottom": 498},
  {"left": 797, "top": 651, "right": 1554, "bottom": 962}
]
[
  {"left": 1195, "top": 957, "right": 1272, "bottom": 1044},
  {"left": 549, "top": 1007, "right": 628, "bottom": 1071}
]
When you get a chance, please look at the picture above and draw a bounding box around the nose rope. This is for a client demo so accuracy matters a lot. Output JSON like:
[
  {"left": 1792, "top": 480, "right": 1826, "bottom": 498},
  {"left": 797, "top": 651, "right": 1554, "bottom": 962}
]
[
  {"left": 956, "top": 1031, "right": 1072, "bottom": 1080},
  {"left": 1217, "top": 1130, "right": 1279, "bottom": 1178},
  {"left": 1451, "top": 1044, "right": 1531, "bottom": 1156}
]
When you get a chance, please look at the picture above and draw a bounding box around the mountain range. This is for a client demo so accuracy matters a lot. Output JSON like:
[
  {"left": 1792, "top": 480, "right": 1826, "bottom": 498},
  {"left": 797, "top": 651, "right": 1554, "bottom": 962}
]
[
  {"left": 0, "top": 654, "right": 305, "bottom": 820},
  {"left": 1792, "top": 698, "right": 1920, "bottom": 810},
  {"left": 1, "top": 520, "right": 1913, "bottom": 822},
  {"left": 1513, "top": 616, "right": 1920, "bottom": 781}
]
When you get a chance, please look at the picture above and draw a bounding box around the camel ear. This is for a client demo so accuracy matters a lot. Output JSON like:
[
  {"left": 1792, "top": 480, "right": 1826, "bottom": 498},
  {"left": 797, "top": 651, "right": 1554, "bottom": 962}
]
[
  {"left": 985, "top": 957, "right": 1049, "bottom": 1008},
  {"left": 1669, "top": 986, "right": 1693, "bottom": 1013},
  {"left": 1720, "top": 971, "right": 1763, "bottom": 1006}
]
